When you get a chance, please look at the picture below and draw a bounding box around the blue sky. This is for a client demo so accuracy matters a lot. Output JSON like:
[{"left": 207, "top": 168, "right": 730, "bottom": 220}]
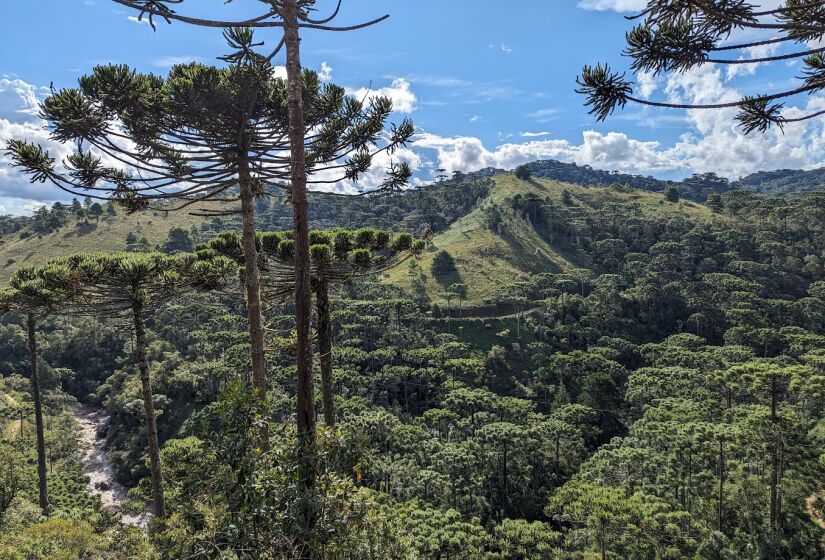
[{"left": 2, "top": 0, "right": 824, "bottom": 214}]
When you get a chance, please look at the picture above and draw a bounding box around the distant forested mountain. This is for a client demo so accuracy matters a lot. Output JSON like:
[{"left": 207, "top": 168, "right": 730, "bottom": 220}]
[
  {"left": 735, "top": 167, "right": 825, "bottom": 195},
  {"left": 524, "top": 159, "right": 825, "bottom": 199}
]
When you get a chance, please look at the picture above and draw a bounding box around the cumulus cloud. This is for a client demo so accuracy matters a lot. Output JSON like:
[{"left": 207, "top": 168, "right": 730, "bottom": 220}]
[
  {"left": 0, "top": 197, "right": 56, "bottom": 216},
  {"left": 319, "top": 61, "right": 333, "bottom": 81},
  {"left": 0, "top": 79, "right": 42, "bottom": 123},
  {"left": 414, "top": 62, "right": 825, "bottom": 180},
  {"left": 636, "top": 71, "right": 658, "bottom": 99},
  {"left": 663, "top": 65, "right": 825, "bottom": 177},
  {"left": 413, "top": 131, "right": 682, "bottom": 176},
  {"left": 0, "top": 116, "right": 76, "bottom": 205},
  {"left": 4, "top": 65, "right": 825, "bottom": 215},
  {"left": 306, "top": 142, "right": 424, "bottom": 195},
  {"left": 350, "top": 78, "right": 417, "bottom": 114},
  {"left": 725, "top": 43, "right": 782, "bottom": 81},
  {"left": 0, "top": 79, "right": 135, "bottom": 211},
  {"left": 0, "top": 80, "right": 74, "bottom": 204}
]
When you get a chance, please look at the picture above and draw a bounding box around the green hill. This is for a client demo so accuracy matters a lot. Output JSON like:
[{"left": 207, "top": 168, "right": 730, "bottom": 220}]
[
  {"left": 383, "top": 173, "right": 721, "bottom": 306},
  {"left": 0, "top": 205, "right": 208, "bottom": 283},
  {"left": 0, "top": 172, "right": 724, "bottom": 296}
]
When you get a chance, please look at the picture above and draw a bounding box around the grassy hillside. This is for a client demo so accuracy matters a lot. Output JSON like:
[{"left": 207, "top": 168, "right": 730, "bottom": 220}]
[
  {"left": 382, "top": 173, "right": 721, "bottom": 306},
  {"left": 0, "top": 205, "right": 207, "bottom": 284},
  {"left": 1, "top": 173, "right": 723, "bottom": 298}
]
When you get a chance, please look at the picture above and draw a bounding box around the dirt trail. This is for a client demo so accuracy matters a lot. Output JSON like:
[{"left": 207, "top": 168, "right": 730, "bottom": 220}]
[{"left": 74, "top": 404, "right": 151, "bottom": 528}]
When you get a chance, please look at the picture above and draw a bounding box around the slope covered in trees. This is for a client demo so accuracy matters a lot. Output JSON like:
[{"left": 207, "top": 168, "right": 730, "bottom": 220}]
[
  {"left": 0, "top": 173, "right": 490, "bottom": 284},
  {"left": 514, "top": 160, "right": 825, "bottom": 200},
  {"left": 1, "top": 168, "right": 823, "bottom": 558}
]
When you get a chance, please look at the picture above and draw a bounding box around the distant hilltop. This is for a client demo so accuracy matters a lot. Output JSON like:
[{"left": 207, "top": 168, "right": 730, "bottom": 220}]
[{"left": 466, "top": 159, "right": 825, "bottom": 201}]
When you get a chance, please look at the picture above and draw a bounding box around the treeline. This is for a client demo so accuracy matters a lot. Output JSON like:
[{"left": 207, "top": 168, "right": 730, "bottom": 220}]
[
  {"left": 1, "top": 185, "right": 824, "bottom": 557},
  {"left": 228, "top": 173, "right": 490, "bottom": 237}
]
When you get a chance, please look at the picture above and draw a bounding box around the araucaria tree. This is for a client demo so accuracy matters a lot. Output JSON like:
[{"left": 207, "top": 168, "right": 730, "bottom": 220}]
[
  {"left": 26, "top": 252, "right": 234, "bottom": 519},
  {"left": 208, "top": 228, "right": 426, "bottom": 426},
  {"left": 6, "top": 56, "right": 413, "bottom": 453},
  {"left": 576, "top": 1, "right": 825, "bottom": 133},
  {"left": 55, "top": 2, "right": 408, "bottom": 548},
  {"left": 0, "top": 278, "right": 70, "bottom": 517}
]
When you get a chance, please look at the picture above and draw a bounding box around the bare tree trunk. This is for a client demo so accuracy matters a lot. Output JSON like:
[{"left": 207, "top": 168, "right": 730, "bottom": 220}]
[
  {"left": 239, "top": 162, "right": 269, "bottom": 448},
  {"left": 283, "top": 2, "right": 317, "bottom": 554},
  {"left": 26, "top": 314, "right": 49, "bottom": 517},
  {"left": 316, "top": 280, "right": 335, "bottom": 426},
  {"left": 132, "top": 303, "right": 165, "bottom": 518},
  {"left": 769, "top": 380, "right": 778, "bottom": 532},
  {"left": 718, "top": 438, "right": 725, "bottom": 533}
]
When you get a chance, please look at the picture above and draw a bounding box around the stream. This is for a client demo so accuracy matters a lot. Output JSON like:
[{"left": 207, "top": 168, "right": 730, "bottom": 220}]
[{"left": 74, "top": 405, "right": 152, "bottom": 528}]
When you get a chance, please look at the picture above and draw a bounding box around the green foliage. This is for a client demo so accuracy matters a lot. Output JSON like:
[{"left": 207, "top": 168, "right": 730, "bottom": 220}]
[
  {"left": 1, "top": 168, "right": 825, "bottom": 559},
  {"left": 162, "top": 228, "right": 194, "bottom": 254},
  {"left": 515, "top": 165, "right": 532, "bottom": 181}
]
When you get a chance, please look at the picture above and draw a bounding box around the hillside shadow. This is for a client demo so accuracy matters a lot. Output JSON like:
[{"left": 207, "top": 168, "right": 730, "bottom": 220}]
[
  {"left": 64, "top": 221, "right": 98, "bottom": 238},
  {"left": 431, "top": 249, "right": 464, "bottom": 288}
]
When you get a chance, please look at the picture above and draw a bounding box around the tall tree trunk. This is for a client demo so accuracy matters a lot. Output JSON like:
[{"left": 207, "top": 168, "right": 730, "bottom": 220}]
[
  {"left": 718, "top": 438, "right": 725, "bottom": 533},
  {"left": 554, "top": 435, "right": 560, "bottom": 480},
  {"left": 132, "top": 303, "right": 165, "bottom": 519},
  {"left": 26, "top": 314, "right": 49, "bottom": 517},
  {"left": 502, "top": 441, "right": 508, "bottom": 519},
  {"left": 283, "top": 2, "right": 317, "bottom": 553},
  {"left": 316, "top": 280, "right": 335, "bottom": 426},
  {"left": 769, "top": 380, "right": 778, "bottom": 532},
  {"left": 239, "top": 162, "right": 269, "bottom": 448}
]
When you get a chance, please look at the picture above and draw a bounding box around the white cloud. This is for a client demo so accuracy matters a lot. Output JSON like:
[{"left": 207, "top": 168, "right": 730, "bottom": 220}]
[
  {"left": 0, "top": 79, "right": 42, "bottom": 123},
  {"left": 350, "top": 78, "right": 417, "bottom": 114},
  {"left": 4, "top": 66, "right": 825, "bottom": 215},
  {"left": 469, "top": 115, "right": 482, "bottom": 123},
  {"left": 0, "top": 78, "right": 138, "bottom": 211},
  {"left": 319, "top": 61, "right": 333, "bottom": 81},
  {"left": 127, "top": 15, "right": 150, "bottom": 25},
  {"left": 413, "top": 130, "right": 682, "bottom": 176},
  {"left": 272, "top": 66, "right": 288, "bottom": 80},
  {"left": 636, "top": 71, "right": 658, "bottom": 99},
  {"left": 577, "top": 0, "right": 646, "bottom": 12},
  {"left": 661, "top": 65, "right": 825, "bottom": 177},
  {"left": 0, "top": 116, "right": 76, "bottom": 204},
  {"left": 725, "top": 43, "right": 782, "bottom": 81},
  {"left": 415, "top": 61, "right": 825, "bottom": 180},
  {"left": 0, "top": 197, "right": 58, "bottom": 216}
]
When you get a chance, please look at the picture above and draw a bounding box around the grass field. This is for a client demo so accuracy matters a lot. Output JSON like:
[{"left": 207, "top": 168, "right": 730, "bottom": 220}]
[{"left": 0, "top": 204, "right": 208, "bottom": 285}]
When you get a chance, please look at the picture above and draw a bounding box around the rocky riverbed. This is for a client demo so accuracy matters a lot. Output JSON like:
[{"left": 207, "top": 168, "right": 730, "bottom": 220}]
[{"left": 74, "top": 405, "right": 151, "bottom": 528}]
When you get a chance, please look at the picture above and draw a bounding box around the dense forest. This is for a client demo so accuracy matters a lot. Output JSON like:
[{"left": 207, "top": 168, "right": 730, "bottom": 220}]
[
  {"left": 1, "top": 171, "right": 823, "bottom": 559},
  {"left": 2, "top": 1, "right": 825, "bottom": 558}
]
